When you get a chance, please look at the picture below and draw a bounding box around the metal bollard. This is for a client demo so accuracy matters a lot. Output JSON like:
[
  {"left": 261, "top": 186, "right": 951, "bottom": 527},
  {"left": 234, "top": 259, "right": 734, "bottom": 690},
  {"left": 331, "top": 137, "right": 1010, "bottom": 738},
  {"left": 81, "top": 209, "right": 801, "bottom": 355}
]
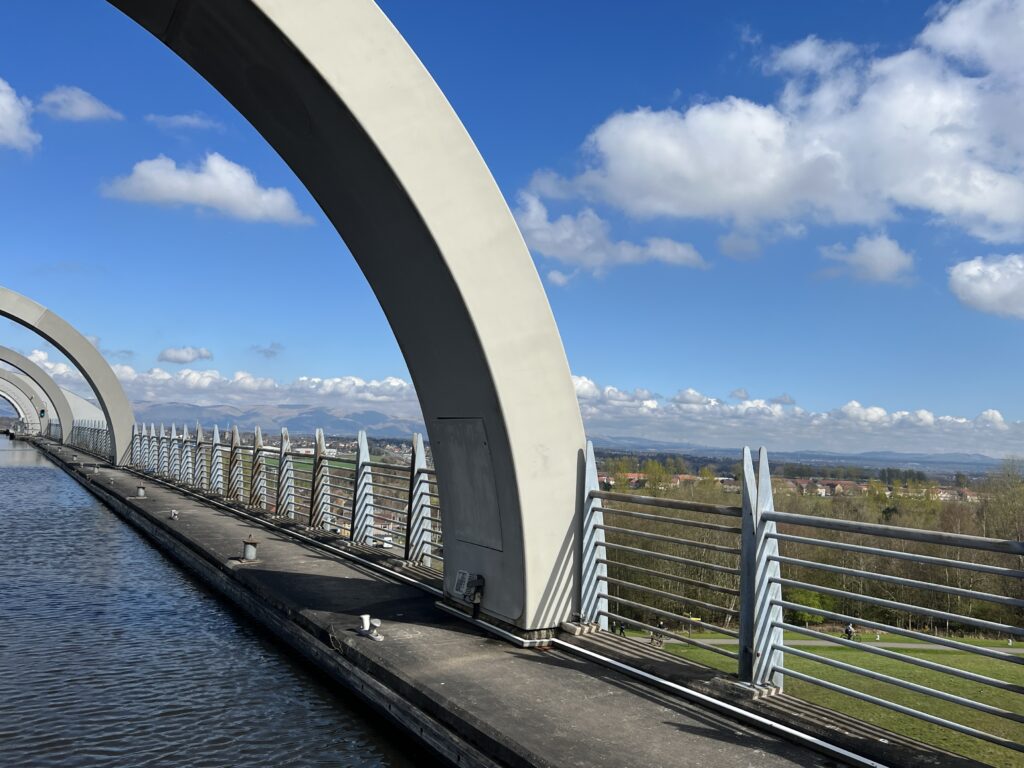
[
  {"left": 137, "top": 484, "right": 146, "bottom": 498},
  {"left": 241, "top": 534, "right": 259, "bottom": 561}
]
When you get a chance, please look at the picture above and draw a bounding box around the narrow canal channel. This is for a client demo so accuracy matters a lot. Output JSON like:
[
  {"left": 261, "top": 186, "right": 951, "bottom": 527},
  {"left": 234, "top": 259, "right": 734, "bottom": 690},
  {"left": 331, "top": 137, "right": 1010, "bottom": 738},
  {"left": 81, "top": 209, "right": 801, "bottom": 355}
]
[{"left": 0, "top": 436, "right": 421, "bottom": 767}]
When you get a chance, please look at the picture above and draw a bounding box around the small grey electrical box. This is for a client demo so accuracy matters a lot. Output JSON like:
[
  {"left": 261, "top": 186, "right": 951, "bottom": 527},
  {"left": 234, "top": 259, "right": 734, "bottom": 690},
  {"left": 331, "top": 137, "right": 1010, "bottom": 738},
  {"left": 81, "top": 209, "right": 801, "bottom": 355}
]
[{"left": 455, "top": 569, "right": 470, "bottom": 596}]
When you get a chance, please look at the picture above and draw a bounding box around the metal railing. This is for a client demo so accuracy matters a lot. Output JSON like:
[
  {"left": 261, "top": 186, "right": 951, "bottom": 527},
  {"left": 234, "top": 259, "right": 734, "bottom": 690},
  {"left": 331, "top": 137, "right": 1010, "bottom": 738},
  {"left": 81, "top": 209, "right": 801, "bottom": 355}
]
[
  {"left": 127, "top": 422, "right": 443, "bottom": 573},
  {"left": 580, "top": 441, "right": 1024, "bottom": 758},
  {"left": 66, "top": 419, "right": 111, "bottom": 460}
]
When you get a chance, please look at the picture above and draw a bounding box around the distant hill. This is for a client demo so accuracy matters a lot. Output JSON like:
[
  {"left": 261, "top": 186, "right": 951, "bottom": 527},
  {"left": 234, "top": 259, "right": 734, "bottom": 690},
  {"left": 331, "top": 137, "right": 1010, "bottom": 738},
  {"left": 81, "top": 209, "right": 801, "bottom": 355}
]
[
  {"left": 589, "top": 434, "right": 1003, "bottom": 474},
  {"left": 132, "top": 401, "right": 425, "bottom": 438}
]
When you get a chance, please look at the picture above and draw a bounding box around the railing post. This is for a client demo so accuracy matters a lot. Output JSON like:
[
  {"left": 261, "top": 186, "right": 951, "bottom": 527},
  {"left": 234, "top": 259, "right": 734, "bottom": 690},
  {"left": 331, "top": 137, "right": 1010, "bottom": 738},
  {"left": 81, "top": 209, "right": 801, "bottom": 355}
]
[
  {"left": 194, "top": 424, "right": 207, "bottom": 490},
  {"left": 353, "top": 429, "right": 374, "bottom": 544},
  {"left": 158, "top": 424, "right": 169, "bottom": 476},
  {"left": 130, "top": 423, "right": 140, "bottom": 466},
  {"left": 739, "top": 447, "right": 757, "bottom": 684},
  {"left": 404, "top": 432, "right": 432, "bottom": 566},
  {"left": 249, "top": 425, "right": 266, "bottom": 511},
  {"left": 753, "top": 447, "right": 784, "bottom": 690},
  {"left": 210, "top": 425, "right": 224, "bottom": 495},
  {"left": 146, "top": 424, "right": 156, "bottom": 472},
  {"left": 580, "top": 440, "right": 608, "bottom": 630},
  {"left": 276, "top": 427, "right": 294, "bottom": 519},
  {"left": 170, "top": 424, "right": 181, "bottom": 481},
  {"left": 228, "top": 426, "right": 244, "bottom": 502},
  {"left": 181, "top": 424, "right": 192, "bottom": 485},
  {"left": 739, "top": 446, "right": 784, "bottom": 690},
  {"left": 309, "top": 428, "right": 331, "bottom": 530}
]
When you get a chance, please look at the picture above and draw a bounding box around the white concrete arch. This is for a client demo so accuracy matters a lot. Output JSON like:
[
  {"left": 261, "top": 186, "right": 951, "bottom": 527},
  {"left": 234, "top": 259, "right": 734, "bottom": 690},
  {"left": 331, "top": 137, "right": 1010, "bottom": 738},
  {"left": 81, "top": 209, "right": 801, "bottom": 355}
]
[
  {"left": 0, "top": 290, "right": 134, "bottom": 464},
  {"left": 0, "top": 376, "right": 41, "bottom": 433},
  {"left": 0, "top": 368, "right": 52, "bottom": 433},
  {"left": 107, "top": 0, "right": 586, "bottom": 629},
  {"left": 0, "top": 345, "right": 74, "bottom": 442}
]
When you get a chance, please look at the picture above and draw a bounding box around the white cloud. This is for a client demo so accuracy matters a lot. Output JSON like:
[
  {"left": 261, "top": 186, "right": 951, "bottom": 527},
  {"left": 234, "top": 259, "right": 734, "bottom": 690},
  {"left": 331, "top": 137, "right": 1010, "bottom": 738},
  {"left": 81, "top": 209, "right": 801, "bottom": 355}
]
[
  {"left": 949, "top": 253, "right": 1024, "bottom": 318},
  {"left": 103, "top": 152, "right": 312, "bottom": 224},
  {"left": 766, "top": 35, "right": 858, "bottom": 76},
  {"left": 730, "top": 388, "right": 750, "bottom": 400},
  {"left": 0, "top": 77, "right": 39, "bottom": 151},
  {"left": 516, "top": 192, "right": 705, "bottom": 275},
  {"left": 158, "top": 346, "right": 213, "bottom": 364},
  {"left": 573, "top": 376, "right": 1023, "bottom": 455},
  {"left": 37, "top": 86, "right": 122, "bottom": 121},
  {"left": 528, "top": 1, "right": 1024, "bottom": 244},
  {"left": 144, "top": 113, "right": 223, "bottom": 131},
  {"left": 822, "top": 234, "right": 914, "bottom": 282}
]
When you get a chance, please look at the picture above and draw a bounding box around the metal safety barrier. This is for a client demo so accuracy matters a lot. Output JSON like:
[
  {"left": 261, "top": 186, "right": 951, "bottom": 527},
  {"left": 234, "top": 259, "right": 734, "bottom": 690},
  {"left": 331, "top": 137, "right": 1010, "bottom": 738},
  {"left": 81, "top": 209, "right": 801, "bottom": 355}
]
[{"left": 579, "top": 441, "right": 1024, "bottom": 758}]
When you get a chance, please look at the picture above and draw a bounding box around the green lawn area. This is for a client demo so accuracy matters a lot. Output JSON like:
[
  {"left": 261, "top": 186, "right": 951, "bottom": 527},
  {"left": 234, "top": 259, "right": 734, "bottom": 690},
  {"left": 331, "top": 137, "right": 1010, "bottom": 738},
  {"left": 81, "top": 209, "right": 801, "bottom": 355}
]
[{"left": 661, "top": 640, "right": 1023, "bottom": 768}]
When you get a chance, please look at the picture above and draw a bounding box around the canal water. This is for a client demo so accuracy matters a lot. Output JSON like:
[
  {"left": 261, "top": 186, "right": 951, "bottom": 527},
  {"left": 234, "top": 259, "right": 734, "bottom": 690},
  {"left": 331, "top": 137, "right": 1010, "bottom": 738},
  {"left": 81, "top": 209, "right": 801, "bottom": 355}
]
[{"left": 0, "top": 437, "right": 421, "bottom": 767}]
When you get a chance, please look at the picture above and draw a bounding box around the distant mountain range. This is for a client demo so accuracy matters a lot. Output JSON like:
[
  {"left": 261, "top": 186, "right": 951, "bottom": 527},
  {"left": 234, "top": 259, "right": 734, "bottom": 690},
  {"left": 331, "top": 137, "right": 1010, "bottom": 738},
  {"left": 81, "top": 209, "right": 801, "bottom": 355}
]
[
  {"left": 132, "top": 402, "right": 425, "bottom": 438},
  {"left": 590, "top": 435, "right": 1003, "bottom": 473}
]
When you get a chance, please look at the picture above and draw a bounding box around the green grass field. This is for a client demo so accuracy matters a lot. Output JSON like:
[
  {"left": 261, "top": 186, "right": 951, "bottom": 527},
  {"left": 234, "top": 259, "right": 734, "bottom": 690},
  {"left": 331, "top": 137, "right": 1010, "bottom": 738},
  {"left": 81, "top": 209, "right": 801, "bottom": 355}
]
[{"left": 656, "top": 638, "right": 1023, "bottom": 767}]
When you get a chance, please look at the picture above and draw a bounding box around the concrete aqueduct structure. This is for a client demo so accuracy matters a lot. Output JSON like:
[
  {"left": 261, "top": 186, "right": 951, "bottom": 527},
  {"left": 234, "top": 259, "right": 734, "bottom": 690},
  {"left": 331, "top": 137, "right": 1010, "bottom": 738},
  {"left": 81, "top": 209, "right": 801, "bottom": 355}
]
[
  {"left": 0, "top": 371, "right": 45, "bottom": 433},
  {"left": 0, "top": 287, "right": 136, "bottom": 463},
  {"left": 0, "top": 344, "right": 76, "bottom": 439},
  {"left": 105, "top": 0, "right": 588, "bottom": 631}
]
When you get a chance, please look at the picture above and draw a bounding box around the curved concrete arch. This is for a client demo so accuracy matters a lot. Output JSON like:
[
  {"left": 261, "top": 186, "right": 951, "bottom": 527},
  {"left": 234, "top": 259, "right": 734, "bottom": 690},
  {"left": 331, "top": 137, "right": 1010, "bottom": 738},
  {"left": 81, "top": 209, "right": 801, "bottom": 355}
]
[
  {"left": 0, "top": 369, "right": 51, "bottom": 433},
  {"left": 0, "top": 377, "right": 41, "bottom": 433},
  {"left": 0, "top": 292, "right": 134, "bottom": 463},
  {"left": 0, "top": 345, "right": 75, "bottom": 442},
  {"left": 108, "top": 0, "right": 586, "bottom": 629}
]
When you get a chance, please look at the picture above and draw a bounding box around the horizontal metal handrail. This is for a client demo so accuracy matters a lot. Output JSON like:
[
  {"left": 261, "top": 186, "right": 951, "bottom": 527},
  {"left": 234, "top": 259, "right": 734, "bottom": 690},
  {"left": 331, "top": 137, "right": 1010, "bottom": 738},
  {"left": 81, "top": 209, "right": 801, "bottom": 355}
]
[
  {"left": 600, "top": 575, "right": 738, "bottom": 616},
  {"left": 596, "top": 524, "right": 741, "bottom": 555},
  {"left": 601, "top": 505, "right": 743, "bottom": 534},
  {"left": 777, "top": 666, "right": 1022, "bottom": 753},
  {"left": 771, "top": 553, "right": 1024, "bottom": 609},
  {"left": 773, "top": 599, "right": 1023, "bottom": 665},
  {"left": 775, "top": 576, "right": 1024, "bottom": 637},
  {"left": 778, "top": 622, "right": 1024, "bottom": 696},
  {"left": 596, "top": 558, "right": 739, "bottom": 596},
  {"left": 603, "top": 594, "right": 739, "bottom": 639},
  {"left": 770, "top": 531, "right": 1024, "bottom": 580},
  {"left": 599, "top": 540, "right": 740, "bottom": 576},
  {"left": 779, "top": 644, "right": 1024, "bottom": 724},
  {"left": 766, "top": 510, "right": 1024, "bottom": 555},
  {"left": 600, "top": 610, "right": 739, "bottom": 660},
  {"left": 591, "top": 490, "right": 742, "bottom": 518}
]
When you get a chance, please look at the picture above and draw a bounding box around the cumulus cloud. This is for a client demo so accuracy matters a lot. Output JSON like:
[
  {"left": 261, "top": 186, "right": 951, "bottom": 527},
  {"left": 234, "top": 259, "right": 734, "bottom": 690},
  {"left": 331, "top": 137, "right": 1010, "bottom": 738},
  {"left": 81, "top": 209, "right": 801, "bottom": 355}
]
[
  {"left": 949, "top": 253, "right": 1024, "bottom": 318},
  {"left": 516, "top": 192, "right": 705, "bottom": 277},
  {"left": 37, "top": 86, "right": 122, "bottom": 121},
  {"left": 103, "top": 152, "right": 312, "bottom": 224},
  {"left": 573, "top": 375, "right": 1022, "bottom": 455},
  {"left": 20, "top": 346, "right": 1021, "bottom": 454},
  {"left": 730, "top": 388, "right": 750, "bottom": 400},
  {"left": 527, "top": 0, "right": 1024, "bottom": 244},
  {"left": 250, "top": 342, "right": 284, "bottom": 359},
  {"left": 144, "top": 113, "right": 223, "bottom": 131},
  {"left": 822, "top": 234, "right": 914, "bottom": 282},
  {"left": 158, "top": 346, "right": 213, "bottom": 364},
  {"left": 0, "top": 77, "right": 39, "bottom": 151}
]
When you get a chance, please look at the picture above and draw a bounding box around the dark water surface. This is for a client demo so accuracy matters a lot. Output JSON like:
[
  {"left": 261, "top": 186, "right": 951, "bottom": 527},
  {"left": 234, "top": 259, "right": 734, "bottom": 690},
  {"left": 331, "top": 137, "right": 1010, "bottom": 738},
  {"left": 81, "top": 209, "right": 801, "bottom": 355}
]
[{"left": 0, "top": 437, "right": 420, "bottom": 767}]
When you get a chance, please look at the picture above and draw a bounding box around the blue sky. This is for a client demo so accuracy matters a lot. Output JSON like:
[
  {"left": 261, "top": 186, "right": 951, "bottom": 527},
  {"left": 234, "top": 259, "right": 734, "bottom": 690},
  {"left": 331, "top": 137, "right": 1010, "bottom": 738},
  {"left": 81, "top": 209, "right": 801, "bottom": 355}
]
[{"left": 1, "top": 0, "right": 1023, "bottom": 455}]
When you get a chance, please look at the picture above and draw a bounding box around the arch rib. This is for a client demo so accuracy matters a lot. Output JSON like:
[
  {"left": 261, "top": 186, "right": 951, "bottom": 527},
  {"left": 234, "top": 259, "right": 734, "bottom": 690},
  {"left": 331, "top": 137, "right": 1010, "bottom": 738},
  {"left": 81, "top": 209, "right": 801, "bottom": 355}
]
[
  {"left": 0, "top": 345, "right": 75, "bottom": 442},
  {"left": 0, "top": 376, "right": 41, "bottom": 433},
  {"left": 0, "top": 289, "right": 134, "bottom": 464},
  {"left": 107, "top": 0, "right": 587, "bottom": 629}
]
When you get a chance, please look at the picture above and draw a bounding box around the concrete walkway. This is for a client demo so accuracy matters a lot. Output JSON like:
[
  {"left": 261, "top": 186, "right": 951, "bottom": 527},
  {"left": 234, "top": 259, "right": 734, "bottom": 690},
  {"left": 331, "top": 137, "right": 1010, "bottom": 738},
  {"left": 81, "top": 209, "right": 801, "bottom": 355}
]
[
  {"left": 37, "top": 444, "right": 850, "bottom": 768},
  {"left": 32, "top": 439, "right": 991, "bottom": 768}
]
